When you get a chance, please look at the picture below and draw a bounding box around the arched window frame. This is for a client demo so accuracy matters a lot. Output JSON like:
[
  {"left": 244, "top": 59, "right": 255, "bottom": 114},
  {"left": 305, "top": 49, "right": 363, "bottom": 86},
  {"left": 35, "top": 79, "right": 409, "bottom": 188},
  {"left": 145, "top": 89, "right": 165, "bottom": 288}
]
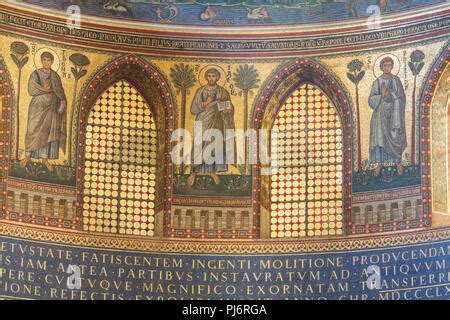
[
  {"left": 75, "top": 55, "right": 175, "bottom": 236},
  {"left": 421, "top": 47, "right": 449, "bottom": 225},
  {"left": 252, "top": 58, "right": 354, "bottom": 238},
  {"left": 0, "top": 57, "right": 13, "bottom": 218}
]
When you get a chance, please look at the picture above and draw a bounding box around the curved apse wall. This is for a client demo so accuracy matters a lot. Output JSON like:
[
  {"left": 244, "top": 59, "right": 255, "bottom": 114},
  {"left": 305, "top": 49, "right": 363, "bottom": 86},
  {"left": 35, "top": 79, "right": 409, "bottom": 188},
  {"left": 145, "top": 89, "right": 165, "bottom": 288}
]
[{"left": 0, "top": 0, "right": 448, "bottom": 300}]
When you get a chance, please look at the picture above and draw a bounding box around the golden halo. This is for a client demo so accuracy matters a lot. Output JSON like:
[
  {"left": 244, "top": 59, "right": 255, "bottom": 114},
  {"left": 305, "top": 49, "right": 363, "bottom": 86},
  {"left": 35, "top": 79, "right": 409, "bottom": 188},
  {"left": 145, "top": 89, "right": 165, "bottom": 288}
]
[
  {"left": 198, "top": 65, "right": 227, "bottom": 87},
  {"left": 373, "top": 53, "right": 400, "bottom": 78},
  {"left": 34, "top": 48, "right": 60, "bottom": 72}
]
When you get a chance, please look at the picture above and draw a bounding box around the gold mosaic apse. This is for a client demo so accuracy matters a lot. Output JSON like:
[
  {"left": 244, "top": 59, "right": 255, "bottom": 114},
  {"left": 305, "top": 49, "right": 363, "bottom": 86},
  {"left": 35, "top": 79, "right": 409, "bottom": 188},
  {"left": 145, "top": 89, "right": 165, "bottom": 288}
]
[
  {"left": 82, "top": 80, "right": 157, "bottom": 236},
  {"left": 270, "top": 83, "right": 344, "bottom": 238}
]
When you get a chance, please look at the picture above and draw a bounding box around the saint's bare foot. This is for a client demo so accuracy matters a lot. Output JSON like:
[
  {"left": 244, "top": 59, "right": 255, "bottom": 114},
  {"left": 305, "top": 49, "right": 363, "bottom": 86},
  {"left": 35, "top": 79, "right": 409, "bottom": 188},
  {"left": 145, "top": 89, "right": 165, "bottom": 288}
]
[
  {"left": 20, "top": 158, "right": 30, "bottom": 168},
  {"left": 397, "top": 163, "right": 404, "bottom": 175},
  {"left": 374, "top": 163, "right": 382, "bottom": 177},
  {"left": 187, "top": 174, "right": 196, "bottom": 187},
  {"left": 211, "top": 173, "right": 220, "bottom": 185},
  {"left": 43, "top": 160, "right": 54, "bottom": 172}
]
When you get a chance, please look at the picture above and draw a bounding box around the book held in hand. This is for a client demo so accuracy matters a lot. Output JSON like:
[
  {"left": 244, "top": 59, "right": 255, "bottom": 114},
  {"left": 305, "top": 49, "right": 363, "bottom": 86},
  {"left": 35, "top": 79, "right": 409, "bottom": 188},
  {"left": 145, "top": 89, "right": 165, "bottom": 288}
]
[{"left": 217, "top": 100, "right": 232, "bottom": 112}]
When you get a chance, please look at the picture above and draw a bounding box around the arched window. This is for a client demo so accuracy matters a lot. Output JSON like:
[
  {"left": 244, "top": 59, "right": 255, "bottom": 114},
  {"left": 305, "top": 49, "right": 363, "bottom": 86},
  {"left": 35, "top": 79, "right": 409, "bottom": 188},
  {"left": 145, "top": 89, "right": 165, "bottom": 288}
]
[
  {"left": 0, "top": 61, "right": 12, "bottom": 218},
  {"left": 82, "top": 80, "right": 157, "bottom": 236},
  {"left": 430, "top": 62, "right": 450, "bottom": 223},
  {"left": 448, "top": 98, "right": 450, "bottom": 212},
  {"left": 269, "top": 83, "right": 344, "bottom": 238}
]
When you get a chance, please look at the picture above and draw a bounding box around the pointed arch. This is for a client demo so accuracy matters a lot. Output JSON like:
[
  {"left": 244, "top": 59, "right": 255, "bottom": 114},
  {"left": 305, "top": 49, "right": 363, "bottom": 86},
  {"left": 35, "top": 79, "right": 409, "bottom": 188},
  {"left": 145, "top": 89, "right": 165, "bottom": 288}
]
[
  {"left": 423, "top": 47, "right": 449, "bottom": 226},
  {"left": 252, "top": 58, "right": 354, "bottom": 238},
  {"left": 76, "top": 55, "right": 175, "bottom": 236},
  {"left": 0, "top": 56, "right": 14, "bottom": 218}
]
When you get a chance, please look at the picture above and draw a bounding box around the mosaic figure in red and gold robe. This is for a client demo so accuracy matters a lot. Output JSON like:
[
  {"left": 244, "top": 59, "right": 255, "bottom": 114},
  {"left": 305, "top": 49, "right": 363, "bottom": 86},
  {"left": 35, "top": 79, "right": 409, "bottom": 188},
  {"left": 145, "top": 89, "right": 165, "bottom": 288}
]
[{"left": 20, "top": 52, "right": 67, "bottom": 172}]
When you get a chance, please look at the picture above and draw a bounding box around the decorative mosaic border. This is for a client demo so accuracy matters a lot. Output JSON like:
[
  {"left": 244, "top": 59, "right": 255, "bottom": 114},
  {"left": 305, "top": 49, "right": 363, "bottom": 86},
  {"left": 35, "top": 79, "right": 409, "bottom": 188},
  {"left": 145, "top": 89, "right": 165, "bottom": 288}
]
[
  {"left": 7, "top": 177, "right": 76, "bottom": 196},
  {"left": 172, "top": 197, "right": 252, "bottom": 207},
  {"left": 352, "top": 186, "right": 421, "bottom": 203},
  {"left": 0, "top": 4, "right": 447, "bottom": 58},
  {"left": 16, "top": 1, "right": 445, "bottom": 27},
  {"left": 171, "top": 228, "right": 253, "bottom": 240},
  {"left": 2, "top": 212, "right": 77, "bottom": 230},
  {"left": 0, "top": 220, "right": 448, "bottom": 253}
]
